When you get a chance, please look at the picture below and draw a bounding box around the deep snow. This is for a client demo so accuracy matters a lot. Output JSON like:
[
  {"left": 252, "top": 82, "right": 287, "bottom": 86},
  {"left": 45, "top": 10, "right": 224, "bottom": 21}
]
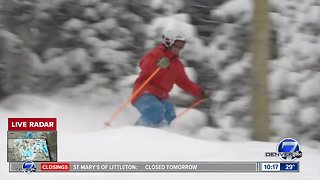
[{"left": 0, "top": 95, "right": 319, "bottom": 180}]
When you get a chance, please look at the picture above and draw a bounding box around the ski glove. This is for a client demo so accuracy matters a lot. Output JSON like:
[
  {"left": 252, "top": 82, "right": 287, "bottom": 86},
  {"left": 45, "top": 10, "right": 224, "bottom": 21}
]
[
  {"left": 200, "top": 90, "right": 212, "bottom": 100},
  {"left": 157, "top": 57, "right": 170, "bottom": 69}
]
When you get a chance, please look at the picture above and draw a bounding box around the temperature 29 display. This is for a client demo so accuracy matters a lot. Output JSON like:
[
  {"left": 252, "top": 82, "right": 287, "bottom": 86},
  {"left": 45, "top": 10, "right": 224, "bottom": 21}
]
[{"left": 260, "top": 162, "right": 299, "bottom": 172}]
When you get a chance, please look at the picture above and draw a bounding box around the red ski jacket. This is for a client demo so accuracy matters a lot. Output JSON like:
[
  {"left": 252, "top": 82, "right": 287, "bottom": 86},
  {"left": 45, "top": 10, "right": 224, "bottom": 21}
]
[{"left": 131, "top": 44, "right": 203, "bottom": 104}]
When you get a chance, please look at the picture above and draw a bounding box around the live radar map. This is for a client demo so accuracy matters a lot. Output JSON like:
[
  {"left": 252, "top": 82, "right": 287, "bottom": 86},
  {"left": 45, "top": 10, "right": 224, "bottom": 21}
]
[
  {"left": 7, "top": 131, "right": 57, "bottom": 162},
  {"left": 7, "top": 139, "right": 50, "bottom": 161}
]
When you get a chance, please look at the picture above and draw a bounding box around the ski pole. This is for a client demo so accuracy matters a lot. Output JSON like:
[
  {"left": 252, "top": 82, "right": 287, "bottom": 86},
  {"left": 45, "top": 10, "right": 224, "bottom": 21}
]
[
  {"left": 175, "top": 98, "right": 204, "bottom": 120},
  {"left": 105, "top": 67, "right": 161, "bottom": 126}
]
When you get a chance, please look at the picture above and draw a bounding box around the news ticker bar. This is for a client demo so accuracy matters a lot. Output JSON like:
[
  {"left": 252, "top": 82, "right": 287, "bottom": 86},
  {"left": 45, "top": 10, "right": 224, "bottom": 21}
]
[{"left": 9, "top": 161, "right": 299, "bottom": 173}]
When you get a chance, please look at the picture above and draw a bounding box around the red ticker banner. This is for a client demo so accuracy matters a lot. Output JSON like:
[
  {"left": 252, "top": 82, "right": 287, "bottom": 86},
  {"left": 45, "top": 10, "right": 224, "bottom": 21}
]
[
  {"left": 40, "top": 162, "right": 71, "bottom": 172},
  {"left": 8, "top": 118, "right": 57, "bottom": 131}
]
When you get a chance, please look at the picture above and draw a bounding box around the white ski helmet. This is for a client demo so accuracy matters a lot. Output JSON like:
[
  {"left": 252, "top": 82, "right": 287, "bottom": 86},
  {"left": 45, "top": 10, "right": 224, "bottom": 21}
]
[{"left": 162, "top": 30, "right": 187, "bottom": 47}]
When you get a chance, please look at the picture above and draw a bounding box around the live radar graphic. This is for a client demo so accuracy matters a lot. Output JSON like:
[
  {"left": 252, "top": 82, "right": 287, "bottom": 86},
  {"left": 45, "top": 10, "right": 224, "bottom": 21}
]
[
  {"left": 7, "top": 139, "right": 51, "bottom": 162},
  {"left": 7, "top": 119, "right": 58, "bottom": 162},
  {"left": 265, "top": 138, "right": 303, "bottom": 161}
]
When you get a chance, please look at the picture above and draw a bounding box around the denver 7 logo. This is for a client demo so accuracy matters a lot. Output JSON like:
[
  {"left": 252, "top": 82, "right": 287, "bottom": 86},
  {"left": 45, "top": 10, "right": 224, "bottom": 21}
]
[{"left": 277, "top": 138, "right": 301, "bottom": 161}]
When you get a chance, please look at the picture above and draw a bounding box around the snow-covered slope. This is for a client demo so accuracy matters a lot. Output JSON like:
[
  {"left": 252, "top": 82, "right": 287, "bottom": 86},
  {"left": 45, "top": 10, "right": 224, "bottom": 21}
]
[{"left": 0, "top": 95, "right": 319, "bottom": 180}]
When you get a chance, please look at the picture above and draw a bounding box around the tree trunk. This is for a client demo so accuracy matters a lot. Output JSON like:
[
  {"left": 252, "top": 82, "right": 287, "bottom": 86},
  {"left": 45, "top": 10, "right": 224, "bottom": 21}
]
[{"left": 250, "top": 0, "right": 270, "bottom": 141}]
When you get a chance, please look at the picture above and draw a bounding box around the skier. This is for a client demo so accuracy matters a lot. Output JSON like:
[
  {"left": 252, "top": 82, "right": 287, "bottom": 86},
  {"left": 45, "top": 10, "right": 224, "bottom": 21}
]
[{"left": 132, "top": 30, "right": 211, "bottom": 127}]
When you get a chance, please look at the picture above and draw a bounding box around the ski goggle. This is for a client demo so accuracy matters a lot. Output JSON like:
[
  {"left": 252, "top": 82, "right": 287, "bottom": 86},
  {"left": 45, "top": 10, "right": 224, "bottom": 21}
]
[{"left": 172, "top": 41, "right": 186, "bottom": 50}]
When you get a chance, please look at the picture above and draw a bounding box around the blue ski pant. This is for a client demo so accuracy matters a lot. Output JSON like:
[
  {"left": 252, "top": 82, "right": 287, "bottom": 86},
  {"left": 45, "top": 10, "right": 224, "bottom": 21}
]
[{"left": 133, "top": 94, "right": 176, "bottom": 127}]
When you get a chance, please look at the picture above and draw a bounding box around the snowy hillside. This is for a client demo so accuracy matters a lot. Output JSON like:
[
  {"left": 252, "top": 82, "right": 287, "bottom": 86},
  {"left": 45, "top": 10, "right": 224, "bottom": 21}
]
[
  {"left": 0, "top": 95, "right": 320, "bottom": 180},
  {"left": 0, "top": 0, "right": 319, "bottom": 141}
]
